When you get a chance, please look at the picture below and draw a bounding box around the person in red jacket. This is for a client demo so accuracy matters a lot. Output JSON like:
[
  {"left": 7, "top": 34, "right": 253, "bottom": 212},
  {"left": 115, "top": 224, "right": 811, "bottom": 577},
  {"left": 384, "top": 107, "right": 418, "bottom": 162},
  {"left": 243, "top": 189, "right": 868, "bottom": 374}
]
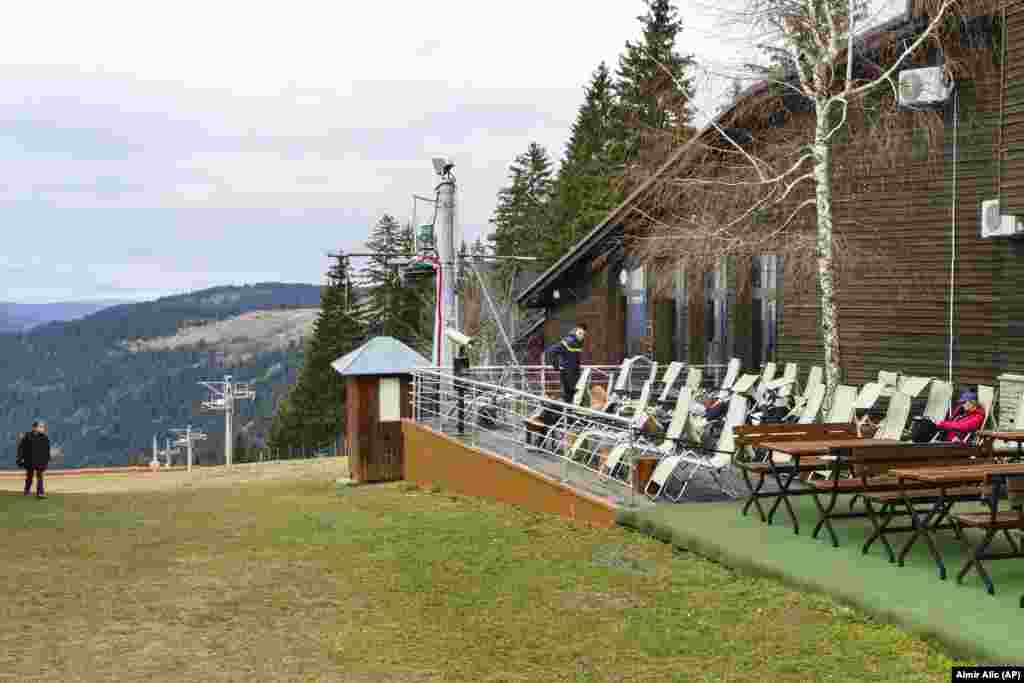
[{"left": 936, "top": 388, "right": 985, "bottom": 443}]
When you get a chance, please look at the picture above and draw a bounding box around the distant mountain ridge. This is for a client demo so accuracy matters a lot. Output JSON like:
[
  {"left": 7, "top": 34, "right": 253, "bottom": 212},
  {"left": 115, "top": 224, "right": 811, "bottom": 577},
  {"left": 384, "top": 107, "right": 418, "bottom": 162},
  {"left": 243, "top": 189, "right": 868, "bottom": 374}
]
[
  {"left": 0, "top": 300, "right": 133, "bottom": 333},
  {"left": 0, "top": 283, "right": 322, "bottom": 469}
]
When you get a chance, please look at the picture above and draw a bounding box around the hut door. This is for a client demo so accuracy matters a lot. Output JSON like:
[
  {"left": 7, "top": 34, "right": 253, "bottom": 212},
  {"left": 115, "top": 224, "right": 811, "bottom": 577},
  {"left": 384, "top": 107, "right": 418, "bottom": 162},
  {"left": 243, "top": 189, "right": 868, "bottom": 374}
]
[{"left": 371, "top": 377, "right": 404, "bottom": 482}]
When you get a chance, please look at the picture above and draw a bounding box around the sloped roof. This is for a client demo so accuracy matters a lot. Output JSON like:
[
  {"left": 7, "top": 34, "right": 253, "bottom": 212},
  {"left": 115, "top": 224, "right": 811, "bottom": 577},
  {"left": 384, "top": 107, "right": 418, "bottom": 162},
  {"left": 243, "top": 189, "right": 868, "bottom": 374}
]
[{"left": 331, "top": 336, "right": 429, "bottom": 377}]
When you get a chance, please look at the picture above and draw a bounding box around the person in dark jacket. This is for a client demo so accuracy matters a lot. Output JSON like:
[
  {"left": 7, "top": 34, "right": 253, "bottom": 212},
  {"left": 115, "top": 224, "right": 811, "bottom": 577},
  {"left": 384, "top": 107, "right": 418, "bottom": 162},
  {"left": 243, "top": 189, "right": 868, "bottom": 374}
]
[
  {"left": 19, "top": 421, "right": 50, "bottom": 499},
  {"left": 546, "top": 324, "right": 587, "bottom": 404}
]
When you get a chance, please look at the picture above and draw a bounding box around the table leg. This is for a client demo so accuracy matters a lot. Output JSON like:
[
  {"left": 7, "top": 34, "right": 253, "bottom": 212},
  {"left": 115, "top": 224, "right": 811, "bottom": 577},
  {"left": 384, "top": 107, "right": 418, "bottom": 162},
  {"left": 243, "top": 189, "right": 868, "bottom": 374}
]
[
  {"left": 766, "top": 461, "right": 800, "bottom": 535},
  {"left": 740, "top": 467, "right": 767, "bottom": 522},
  {"left": 956, "top": 527, "right": 998, "bottom": 595},
  {"left": 811, "top": 454, "right": 845, "bottom": 547},
  {"left": 897, "top": 488, "right": 950, "bottom": 580},
  {"left": 862, "top": 498, "right": 897, "bottom": 563}
]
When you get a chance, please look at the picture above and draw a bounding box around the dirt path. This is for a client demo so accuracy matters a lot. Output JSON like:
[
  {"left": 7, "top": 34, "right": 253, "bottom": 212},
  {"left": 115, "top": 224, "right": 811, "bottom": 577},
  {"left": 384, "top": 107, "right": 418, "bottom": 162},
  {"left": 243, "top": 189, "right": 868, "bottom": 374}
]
[{"left": 0, "top": 457, "right": 349, "bottom": 494}]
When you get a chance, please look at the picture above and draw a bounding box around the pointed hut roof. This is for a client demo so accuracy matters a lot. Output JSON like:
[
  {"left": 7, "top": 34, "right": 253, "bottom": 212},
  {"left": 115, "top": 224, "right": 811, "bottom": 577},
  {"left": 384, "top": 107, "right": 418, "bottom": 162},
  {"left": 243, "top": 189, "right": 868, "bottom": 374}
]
[{"left": 330, "top": 336, "right": 430, "bottom": 377}]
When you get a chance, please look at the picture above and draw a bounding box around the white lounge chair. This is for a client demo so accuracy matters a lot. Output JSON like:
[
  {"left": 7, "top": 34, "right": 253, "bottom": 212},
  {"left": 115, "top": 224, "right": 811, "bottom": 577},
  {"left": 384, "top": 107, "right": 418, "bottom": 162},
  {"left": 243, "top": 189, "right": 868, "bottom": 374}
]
[
  {"left": 656, "top": 361, "right": 685, "bottom": 405},
  {"left": 897, "top": 375, "right": 932, "bottom": 399},
  {"left": 668, "top": 395, "right": 749, "bottom": 501},
  {"left": 871, "top": 391, "right": 912, "bottom": 441}
]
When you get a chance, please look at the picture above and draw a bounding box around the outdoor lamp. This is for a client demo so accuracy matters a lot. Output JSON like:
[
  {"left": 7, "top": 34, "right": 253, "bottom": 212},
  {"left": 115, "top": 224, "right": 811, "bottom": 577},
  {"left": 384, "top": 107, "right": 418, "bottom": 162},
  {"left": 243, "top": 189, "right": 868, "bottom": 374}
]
[
  {"left": 553, "top": 289, "right": 560, "bottom": 300},
  {"left": 619, "top": 269, "right": 628, "bottom": 287}
]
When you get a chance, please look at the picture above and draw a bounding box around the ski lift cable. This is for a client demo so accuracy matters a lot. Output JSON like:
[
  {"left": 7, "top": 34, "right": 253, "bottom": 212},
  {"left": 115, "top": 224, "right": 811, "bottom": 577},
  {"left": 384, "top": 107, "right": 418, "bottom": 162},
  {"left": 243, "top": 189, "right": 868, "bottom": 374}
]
[{"left": 466, "top": 258, "right": 520, "bottom": 369}]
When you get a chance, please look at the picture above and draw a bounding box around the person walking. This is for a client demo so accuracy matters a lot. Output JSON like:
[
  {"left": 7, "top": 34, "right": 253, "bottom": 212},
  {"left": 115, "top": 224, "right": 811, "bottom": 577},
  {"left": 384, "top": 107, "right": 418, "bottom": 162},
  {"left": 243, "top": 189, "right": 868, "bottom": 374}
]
[
  {"left": 546, "top": 324, "right": 587, "bottom": 404},
  {"left": 19, "top": 421, "right": 51, "bottom": 499}
]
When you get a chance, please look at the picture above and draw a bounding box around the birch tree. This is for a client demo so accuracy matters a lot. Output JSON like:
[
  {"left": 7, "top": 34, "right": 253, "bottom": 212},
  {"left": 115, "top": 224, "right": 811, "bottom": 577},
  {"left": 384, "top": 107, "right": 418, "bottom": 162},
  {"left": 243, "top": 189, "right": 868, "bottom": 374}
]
[{"left": 630, "top": 0, "right": 987, "bottom": 407}]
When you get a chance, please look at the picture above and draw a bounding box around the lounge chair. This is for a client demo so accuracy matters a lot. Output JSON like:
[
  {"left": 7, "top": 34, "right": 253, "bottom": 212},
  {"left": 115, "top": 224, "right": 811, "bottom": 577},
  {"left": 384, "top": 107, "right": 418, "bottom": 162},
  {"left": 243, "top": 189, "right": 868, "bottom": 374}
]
[
  {"left": 667, "top": 395, "right": 749, "bottom": 501},
  {"left": 656, "top": 361, "right": 685, "bottom": 405}
]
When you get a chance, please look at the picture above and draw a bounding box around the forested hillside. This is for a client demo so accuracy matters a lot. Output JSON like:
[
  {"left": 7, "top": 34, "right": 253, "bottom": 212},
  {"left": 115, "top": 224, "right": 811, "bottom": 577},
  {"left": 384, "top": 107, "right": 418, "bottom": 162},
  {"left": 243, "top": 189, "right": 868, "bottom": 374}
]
[
  {"left": 0, "top": 300, "right": 131, "bottom": 334},
  {"left": 0, "top": 283, "right": 321, "bottom": 469}
]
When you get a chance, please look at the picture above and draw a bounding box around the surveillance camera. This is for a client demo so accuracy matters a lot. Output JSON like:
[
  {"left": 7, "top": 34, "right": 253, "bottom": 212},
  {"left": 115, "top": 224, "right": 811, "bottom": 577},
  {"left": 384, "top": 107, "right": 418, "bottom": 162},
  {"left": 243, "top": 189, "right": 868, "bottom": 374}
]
[
  {"left": 432, "top": 157, "right": 454, "bottom": 176},
  {"left": 445, "top": 328, "right": 473, "bottom": 347}
]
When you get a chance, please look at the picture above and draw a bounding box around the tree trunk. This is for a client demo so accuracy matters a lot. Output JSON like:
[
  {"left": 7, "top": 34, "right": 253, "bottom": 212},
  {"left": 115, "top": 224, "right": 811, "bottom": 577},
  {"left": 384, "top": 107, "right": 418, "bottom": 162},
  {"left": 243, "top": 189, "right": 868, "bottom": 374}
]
[{"left": 812, "top": 99, "right": 842, "bottom": 412}]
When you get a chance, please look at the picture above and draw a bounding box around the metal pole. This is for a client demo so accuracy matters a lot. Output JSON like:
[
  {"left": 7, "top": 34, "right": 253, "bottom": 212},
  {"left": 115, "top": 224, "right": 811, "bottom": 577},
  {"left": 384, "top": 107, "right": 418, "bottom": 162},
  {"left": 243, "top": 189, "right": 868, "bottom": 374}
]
[
  {"left": 437, "top": 176, "right": 457, "bottom": 370},
  {"left": 225, "top": 374, "right": 233, "bottom": 467},
  {"left": 165, "top": 437, "right": 172, "bottom": 468},
  {"left": 186, "top": 424, "right": 193, "bottom": 472}
]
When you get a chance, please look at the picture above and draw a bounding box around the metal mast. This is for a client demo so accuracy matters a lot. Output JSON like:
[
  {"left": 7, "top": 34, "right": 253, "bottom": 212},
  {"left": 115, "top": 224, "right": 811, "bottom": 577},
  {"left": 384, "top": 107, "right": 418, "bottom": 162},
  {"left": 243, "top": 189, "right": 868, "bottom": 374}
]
[
  {"left": 433, "top": 158, "right": 458, "bottom": 369},
  {"left": 170, "top": 424, "right": 207, "bottom": 472},
  {"left": 199, "top": 374, "right": 256, "bottom": 467}
]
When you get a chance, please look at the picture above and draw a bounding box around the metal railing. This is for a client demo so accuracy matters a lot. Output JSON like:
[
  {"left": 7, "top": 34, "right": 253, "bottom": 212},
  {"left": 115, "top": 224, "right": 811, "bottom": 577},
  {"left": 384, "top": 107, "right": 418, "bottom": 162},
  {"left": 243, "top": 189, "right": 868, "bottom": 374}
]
[
  {"left": 455, "top": 362, "right": 731, "bottom": 402},
  {"left": 410, "top": 367, "right": 687, "bottom": 509}
]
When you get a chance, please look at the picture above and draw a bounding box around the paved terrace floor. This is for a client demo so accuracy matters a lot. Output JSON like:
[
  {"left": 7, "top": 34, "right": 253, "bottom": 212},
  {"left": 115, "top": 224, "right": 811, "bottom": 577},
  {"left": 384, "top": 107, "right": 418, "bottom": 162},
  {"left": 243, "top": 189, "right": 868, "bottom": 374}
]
[
  {"left": 421, "top": 418, "right": 749, "bottom": 510},
  {"left": 619, "top": 494, "right": 1024, "bottom": 663}
]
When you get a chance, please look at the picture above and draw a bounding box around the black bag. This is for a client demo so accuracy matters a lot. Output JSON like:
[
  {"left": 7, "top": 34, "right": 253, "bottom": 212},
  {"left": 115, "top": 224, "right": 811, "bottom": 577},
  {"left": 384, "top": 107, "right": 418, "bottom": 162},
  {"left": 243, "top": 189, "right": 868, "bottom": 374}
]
[
  {"left": 15, "top": 434, "right": 27, "bottom": 468},
  {"left": 910, "top": 417, "right": 939, "bottom": 443},
  {"left": 761, "top": 406, "right": 790, "bottom": 424}
]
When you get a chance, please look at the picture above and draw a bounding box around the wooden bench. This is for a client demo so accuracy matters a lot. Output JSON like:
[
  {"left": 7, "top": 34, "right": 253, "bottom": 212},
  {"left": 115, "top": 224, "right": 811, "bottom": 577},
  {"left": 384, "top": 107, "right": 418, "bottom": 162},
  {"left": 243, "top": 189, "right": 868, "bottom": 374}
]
[
  {"left": 733, "top": 423, "right": 858, "bottom": 533},
  {"left": 951, "top": 471, "right": 1024, "bottom": 600},
  {"left": 808, "top": 442, "right": 986, "bottom": 548}
]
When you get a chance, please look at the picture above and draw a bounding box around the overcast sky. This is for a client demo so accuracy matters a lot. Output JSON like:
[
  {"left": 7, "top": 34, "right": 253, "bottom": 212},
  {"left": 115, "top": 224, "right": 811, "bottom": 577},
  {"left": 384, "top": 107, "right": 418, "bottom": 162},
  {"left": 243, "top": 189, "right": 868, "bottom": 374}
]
[{"left": 0, "top": 0, "right": 903, "bottom": 303}]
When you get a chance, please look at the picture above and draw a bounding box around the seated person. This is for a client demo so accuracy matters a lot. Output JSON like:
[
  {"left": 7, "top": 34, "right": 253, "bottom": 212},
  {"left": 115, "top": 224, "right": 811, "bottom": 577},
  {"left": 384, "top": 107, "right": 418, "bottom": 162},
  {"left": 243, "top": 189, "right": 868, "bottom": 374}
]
[
  {"left": 935, "top": 388, "right": 985, "bottom": 443},
  {"left": 525, "top": 393, "right": 564, "bottom": 447}
]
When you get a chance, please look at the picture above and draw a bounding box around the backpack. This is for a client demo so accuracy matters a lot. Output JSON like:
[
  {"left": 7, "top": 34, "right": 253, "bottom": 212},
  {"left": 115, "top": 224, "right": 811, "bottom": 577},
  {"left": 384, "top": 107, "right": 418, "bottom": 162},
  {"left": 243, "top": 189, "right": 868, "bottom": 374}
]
[{"left": 910, "top": 417, "right": 939, "bottom": 443}]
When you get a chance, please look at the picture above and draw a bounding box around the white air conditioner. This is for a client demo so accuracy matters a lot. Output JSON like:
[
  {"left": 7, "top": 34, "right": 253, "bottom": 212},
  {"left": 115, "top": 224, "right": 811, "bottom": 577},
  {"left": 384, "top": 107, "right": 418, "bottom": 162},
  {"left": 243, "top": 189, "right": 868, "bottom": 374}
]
[
  {"left": 898, "top": 66, "right": 951, "bottom": 108},
  {"left": 980, "top": 198, "right": 1024, "bottom": 238}
]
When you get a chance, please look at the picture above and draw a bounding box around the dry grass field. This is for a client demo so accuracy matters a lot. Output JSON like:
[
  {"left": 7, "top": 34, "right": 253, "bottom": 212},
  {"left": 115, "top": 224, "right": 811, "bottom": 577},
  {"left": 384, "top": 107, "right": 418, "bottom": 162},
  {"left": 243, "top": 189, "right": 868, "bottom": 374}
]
[{"left": 0, "top": 459, "right": 963, "bottom": 682}]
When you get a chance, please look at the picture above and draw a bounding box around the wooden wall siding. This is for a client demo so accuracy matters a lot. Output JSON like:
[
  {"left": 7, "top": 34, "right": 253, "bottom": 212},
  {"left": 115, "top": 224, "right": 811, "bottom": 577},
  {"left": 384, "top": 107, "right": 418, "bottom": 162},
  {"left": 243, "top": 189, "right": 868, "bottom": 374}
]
[
  {"left": 543, "top": 262, "right": 626, "bottom": 366},
  {"left": 1003, "top": 0, "right": 1024, "bottom": 214},
  {"left": 998, "top": 0, "right": 1024, "bottom": 374},
  {"left": 776, "top": 56, "right": 1006, "bottom": 388},
  {"left": 402, "top": 420, "right": 618, "bottom": 527}
]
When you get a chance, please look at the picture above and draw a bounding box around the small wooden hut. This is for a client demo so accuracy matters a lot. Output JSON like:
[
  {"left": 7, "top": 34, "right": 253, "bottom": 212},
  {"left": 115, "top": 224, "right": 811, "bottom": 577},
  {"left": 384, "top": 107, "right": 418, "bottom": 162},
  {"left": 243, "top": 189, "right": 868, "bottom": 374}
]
[{"left": 331, "top": 337, "right": 429, "bottom": 483}]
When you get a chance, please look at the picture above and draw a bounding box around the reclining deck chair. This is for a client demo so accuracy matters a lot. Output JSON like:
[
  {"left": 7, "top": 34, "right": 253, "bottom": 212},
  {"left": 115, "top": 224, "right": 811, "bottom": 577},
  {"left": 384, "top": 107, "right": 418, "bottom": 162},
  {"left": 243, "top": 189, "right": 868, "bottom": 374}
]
[
  {"left": 906, "top": 379, "right": 951, "bottom": 442},
  {"left": 776, "top": 362, "right": 799, "bottom": 400},
  {"left": 869, "top": 391, "right": 913, "bottom": 440},
  {"left": 656, "top": 361, "right": 685, "bottom": 407},
  {"left": 684, "top": 366, "right": 703, "bottom": 393},
  {"left": 661, "top": 395, "right": 748, "bottom": 501},
  {"left": 791, "top": 366, "right": 823, "bottom": 413},
  {"left": 877, "top": 370, "right": 902, "bottom": 396},
  {"left": 978, "top": 385, "right": 996, "bottom": 431},
  {"left": 706, "top": 357, "right": 741, "bottom": 400},
  {"left": 600, "top": 387, "right": 693, "bottom": 482},
  {"left": 897, "top": 375, "right": 932, "bottom": 400}
]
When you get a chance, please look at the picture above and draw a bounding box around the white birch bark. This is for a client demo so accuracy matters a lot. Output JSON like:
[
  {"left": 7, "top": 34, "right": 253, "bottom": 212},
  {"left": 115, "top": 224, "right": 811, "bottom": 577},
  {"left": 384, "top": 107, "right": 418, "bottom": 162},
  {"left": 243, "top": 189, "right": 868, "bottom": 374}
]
[{"left": 812, "top": 97, "right": 842, "bottom": 412}]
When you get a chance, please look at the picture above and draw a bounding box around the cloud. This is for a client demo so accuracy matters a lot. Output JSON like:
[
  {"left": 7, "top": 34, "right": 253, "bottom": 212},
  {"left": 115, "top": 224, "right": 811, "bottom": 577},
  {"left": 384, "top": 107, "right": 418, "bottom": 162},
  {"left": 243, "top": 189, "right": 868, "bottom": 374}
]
[{"left": 0, "top": 0, "right": 785, "bottom": 302}]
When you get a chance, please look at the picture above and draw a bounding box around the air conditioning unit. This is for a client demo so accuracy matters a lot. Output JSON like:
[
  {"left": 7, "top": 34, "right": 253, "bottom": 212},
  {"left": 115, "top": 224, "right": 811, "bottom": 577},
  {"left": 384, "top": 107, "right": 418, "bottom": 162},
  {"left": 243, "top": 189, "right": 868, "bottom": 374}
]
[
  {"left": 980, "top": 198, "right": 1024, "bottom": 238},
  {"left": 898, "top": 66, "right": 952, "bottom": 108}
]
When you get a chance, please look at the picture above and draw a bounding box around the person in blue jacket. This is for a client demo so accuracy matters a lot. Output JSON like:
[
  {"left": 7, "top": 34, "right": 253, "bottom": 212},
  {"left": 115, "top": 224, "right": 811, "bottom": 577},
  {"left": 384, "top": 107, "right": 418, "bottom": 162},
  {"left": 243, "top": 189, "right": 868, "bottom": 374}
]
[{"left": 546, "top": 324, "right": 587, "bottom": 403}]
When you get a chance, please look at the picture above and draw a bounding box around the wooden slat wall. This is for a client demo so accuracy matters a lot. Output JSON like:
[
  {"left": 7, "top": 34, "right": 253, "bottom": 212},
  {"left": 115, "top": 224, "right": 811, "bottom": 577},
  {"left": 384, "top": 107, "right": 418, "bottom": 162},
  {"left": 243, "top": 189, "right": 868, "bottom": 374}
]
[
  {"left": 998, "top": 0, "right": 1024, "bottom": 374},
  {"left": 543, "top": 262, "right": 626, "bottom": 366},
  {"left": 1002, "top": 0, "right": 1024, "bottom": 214},
  {"left": 778, "top": 50, "right": 1006, "bottom": 388}
]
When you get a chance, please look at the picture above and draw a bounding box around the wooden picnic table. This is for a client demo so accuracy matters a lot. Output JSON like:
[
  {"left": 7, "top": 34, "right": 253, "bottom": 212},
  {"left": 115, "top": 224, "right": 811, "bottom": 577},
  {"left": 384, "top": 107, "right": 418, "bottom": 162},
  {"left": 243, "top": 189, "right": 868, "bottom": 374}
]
[
  {"left": 885, "top": 463, "right": 1024, "bottom": 581},
  {"left": 755, "top": 438, "right": 905, "bottom": 539}
]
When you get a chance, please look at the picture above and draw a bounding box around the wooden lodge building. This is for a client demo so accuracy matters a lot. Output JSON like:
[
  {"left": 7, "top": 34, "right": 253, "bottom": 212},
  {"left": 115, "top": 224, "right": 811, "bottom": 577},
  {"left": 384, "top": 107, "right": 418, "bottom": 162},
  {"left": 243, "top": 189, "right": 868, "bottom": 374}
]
[{"left": 517, "top": 1, "right": 1024, "bottom": 395}]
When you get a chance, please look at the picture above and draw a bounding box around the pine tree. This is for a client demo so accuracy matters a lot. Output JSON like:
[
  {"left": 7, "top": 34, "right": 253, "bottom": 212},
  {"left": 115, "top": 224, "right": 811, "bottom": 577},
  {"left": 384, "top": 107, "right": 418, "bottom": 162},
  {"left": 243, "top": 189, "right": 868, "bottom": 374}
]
[
  {"left": 612, "top": 0, "right": 696, "bottom": 166},
  {"left": 543, "top": 62, "right": 622, "bottom": 266},
  {"left": 488, "top": 142, "right": 554, "bottom": 284},
  {"left": 268, "top": 254, "right": 366, "bottom": 453},
  {"left": 361, "top": 215, "right": 431, "bottom": 353}
]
